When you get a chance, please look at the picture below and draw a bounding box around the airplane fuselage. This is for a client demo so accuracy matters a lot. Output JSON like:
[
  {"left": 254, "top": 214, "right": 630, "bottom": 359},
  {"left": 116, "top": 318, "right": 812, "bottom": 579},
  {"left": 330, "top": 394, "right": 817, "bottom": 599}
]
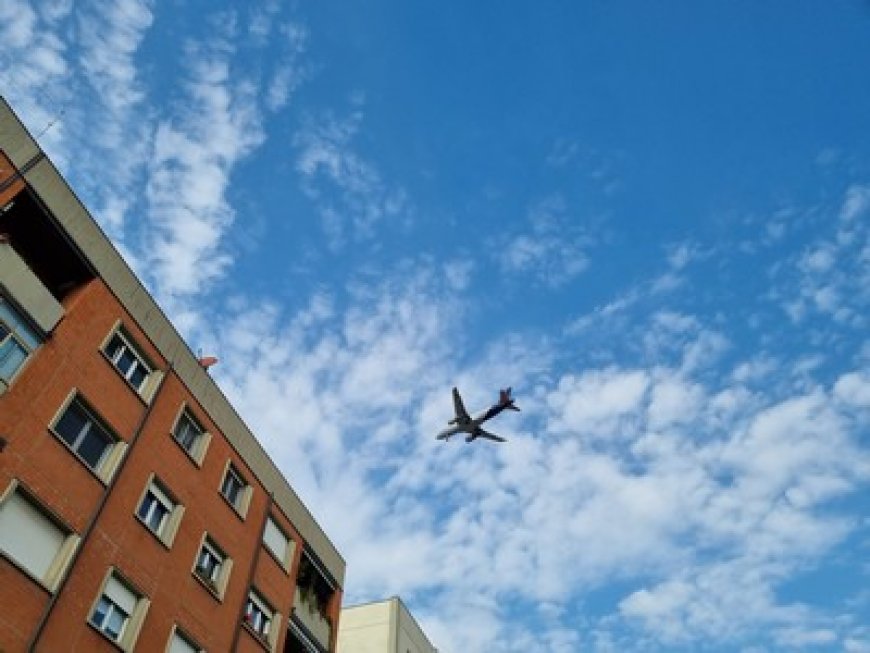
[
  {"left": 436, "top": 410, "right": 493, "bottom": 442},
  {"left": 437, "top": 387, "right": 518, "bottom": 443}
]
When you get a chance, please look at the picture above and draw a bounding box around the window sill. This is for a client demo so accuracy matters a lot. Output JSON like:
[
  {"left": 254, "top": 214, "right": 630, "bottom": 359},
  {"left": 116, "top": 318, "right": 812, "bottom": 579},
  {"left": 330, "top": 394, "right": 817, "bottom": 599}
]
[
  {"left": 263, "top": 545, "right": 291, "bottom": 575},
  {"left": 219, "top": 491, "right": 247, "bottom": 522},
  {"left": 99, "top": 351, "right": 151, "bottom": 406},
  {"left": 86, "top": 620, "right": 128, "bottom": 653},
  {"left": 192, "top": 571, "right": 224, "bottom": 603},
  {"left": 134, "top": 515, "right": 172, "bottom": 551},
  {"left": 241, "top": 621, "right": 273, "bottom": 652},
  {"left": 0, "top": 550, "right": 54, "bottom": 595},
  {"left": 46, "top": 427, "right": 112, "bottom": 486},
  {"left": 171, "top": 434, "right": 204, "bottom": 468}
]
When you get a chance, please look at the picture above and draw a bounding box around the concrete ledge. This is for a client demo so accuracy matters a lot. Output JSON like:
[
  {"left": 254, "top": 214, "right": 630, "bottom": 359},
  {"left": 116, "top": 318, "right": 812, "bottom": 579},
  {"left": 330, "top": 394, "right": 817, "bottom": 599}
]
[{"left": 0, "top": 242, "right": 64, "bottom": 334}]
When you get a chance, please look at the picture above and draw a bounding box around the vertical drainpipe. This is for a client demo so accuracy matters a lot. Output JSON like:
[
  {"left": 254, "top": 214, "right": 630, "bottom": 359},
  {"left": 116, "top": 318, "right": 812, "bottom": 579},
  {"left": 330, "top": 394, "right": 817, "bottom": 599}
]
[
  {"left": 230, "top": 490, "right": 274, "bottom": 653},
  {"left": 26, "top": 366, "right": 172, "bottom": 653}
]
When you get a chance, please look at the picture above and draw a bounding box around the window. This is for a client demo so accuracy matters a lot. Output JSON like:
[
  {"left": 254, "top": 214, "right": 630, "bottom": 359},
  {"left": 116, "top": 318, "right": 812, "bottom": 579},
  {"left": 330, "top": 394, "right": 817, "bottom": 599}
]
[
  {"left": 220, "top": 466, "right": 244, "bottom": 507},
  {"left": 51, "top": 396, "right": 121, "bottom": 479},
  {"left": 195, "top": 539, "right": 223, "bottom": 585},
  {"left": 90, "top": 571, "right": 149, "bottom": 650},
  {"left": 219, "top": 463, "right": 251, "bottom": 517},
  {"left": 0, "top": 295, "right": 40, "bottom": 386},
  {"left": 193, "top": 534, "right": 232, "bottom": 599},
  {"left": 263, "top": 517, "right": 293, "bottom": 570},
  {"left": 244, "top": 590, "right": 274, "bottom": 641},
  {"left": 172, "top": 408, "right": 210, "bottom": 465},
  {"left": 103, "top": 328, "right": 152, "bottom": 393},
  {"left": 136, "top": 477, "right": 183, "bottom": 547},
  {"left": 0, "top": 482, "right": 78, "bottom": 591},
  {"left": 168, "top": 627, "right": 203, "bottom": 653}
]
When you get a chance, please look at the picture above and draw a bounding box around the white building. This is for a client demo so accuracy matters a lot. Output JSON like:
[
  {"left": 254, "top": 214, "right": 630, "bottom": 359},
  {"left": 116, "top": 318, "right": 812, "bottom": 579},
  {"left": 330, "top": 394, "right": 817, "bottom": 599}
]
[{"left": 337, "top": 597, "right": 437, "bottom": 653}]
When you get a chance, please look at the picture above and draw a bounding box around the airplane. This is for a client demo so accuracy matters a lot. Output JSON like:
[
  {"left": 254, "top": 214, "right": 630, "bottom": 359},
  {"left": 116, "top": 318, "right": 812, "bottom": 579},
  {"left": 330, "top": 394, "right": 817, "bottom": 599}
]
[{"left": 436, "top": 387, "right": 520, "bottom": 443}]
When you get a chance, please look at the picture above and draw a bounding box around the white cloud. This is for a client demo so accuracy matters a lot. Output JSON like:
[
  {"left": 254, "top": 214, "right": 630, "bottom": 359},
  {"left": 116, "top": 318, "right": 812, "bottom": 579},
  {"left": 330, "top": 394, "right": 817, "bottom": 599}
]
[
  {"left": 840, "top": 184, "right": 870, "bottom": 222},
  {"left": 498, "top": 194, "right": 591, "bottom": 287},
  {"left": 265, "top": 22, "right": 309, "bottom": 111},
  {"left": 834, "top": 371, "right": 870, "bottom": 408},
  {"left": 72, "top": 0, "right": 154, "bottom": 235},
  {"left": 144, "top": 39, "right": 265, "bottom": 298},
  {"left": 773, "top": 183, "right": 870, "bottom": 328},
  {"left": 547, "top": 368, "right": 649, "bottom": 436},
  {"left": 0, "top": 0, "right": 71, "bottom": 159},
  {"left": 293, "top": 108, "right": 408, "bottom": 247}
]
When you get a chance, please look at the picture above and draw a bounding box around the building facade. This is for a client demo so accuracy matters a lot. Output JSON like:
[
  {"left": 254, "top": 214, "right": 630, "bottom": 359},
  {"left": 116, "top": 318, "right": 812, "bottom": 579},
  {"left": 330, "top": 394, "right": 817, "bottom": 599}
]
[
  {"left": 0, "top": 98, "right": 343, "bottom": 653},
  {"left": 337, "top": 598, "right": 438, "bottom": 653}
]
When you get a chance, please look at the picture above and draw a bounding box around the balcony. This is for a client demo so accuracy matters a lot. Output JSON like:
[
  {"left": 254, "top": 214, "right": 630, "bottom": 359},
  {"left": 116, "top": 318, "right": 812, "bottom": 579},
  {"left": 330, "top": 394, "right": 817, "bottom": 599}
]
[
  {"left": 0, "top": 240, "right": 64, "bottom": 334},
  {"left": 291, "top": 553, "right": 335, "bottom": 652}
]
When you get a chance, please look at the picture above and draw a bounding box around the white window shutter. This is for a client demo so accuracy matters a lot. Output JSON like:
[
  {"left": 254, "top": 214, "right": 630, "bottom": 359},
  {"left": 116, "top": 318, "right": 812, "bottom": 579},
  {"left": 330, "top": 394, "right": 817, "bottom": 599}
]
[
  {"left": 104, "top": 575, "right": 138, "bottom": 614},
  {"left": 263, "top": 518, "right": 288, "bottom": 560},
  {"left": 0, "top": 491, "right": 66, "bottom": 581}
]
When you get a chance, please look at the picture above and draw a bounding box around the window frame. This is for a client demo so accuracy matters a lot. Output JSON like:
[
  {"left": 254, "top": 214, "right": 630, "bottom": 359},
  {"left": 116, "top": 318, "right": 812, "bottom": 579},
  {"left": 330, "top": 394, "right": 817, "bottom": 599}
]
[
  {"left": 171, "top": 405, "right": 211, "bottom": 467},
  {"left": 166, "top": 625, "right": 205, "bottom": 653},
  {"left": 88, "top": 569, "right": 150, "bottom": 652},
  {"left": 0, "top": 479, "right": 80, "bottom": 592},
  {"left": 262, "top": 515, "right": 295, "bottom": 573},
  {"left": 0, "top": 294, "right": 41, "bottom": 389},
  {"left": 192, "top": 533, "right": 232, "bottom": 600},
  {"left": 135, "top": 475, "right": 184, "bottom": 548},
  {"left": 49, "top": 391, "right": 126, "bottom": 483},
  {"left": 219, "top": 462, "right": 251, "bottom": 518},
  {"left": 243, "top": 588, "right": 281, "bottom": 650},
  {"left": 99, "top": 322, "right": 161, "bottom": 401}
]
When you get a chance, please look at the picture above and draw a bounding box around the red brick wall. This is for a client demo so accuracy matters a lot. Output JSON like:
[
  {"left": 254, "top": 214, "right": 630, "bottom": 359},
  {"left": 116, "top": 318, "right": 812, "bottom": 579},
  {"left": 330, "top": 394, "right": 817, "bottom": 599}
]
[{"left": 1, "top": 272, "right": 329, "bottom": 652}]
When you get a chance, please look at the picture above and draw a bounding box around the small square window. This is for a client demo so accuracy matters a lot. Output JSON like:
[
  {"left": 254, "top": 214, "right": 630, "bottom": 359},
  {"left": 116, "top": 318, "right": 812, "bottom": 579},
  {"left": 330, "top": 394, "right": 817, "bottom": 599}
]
[
  {"left": 263, "top": 517, "right": 294, "bottom": 571},
  {"left": 0, "top": 295, "right": 41, "bottom": 387},
  {"left": 52, "top": 396, "right": 120, "bottom": 478},
  {"left": 137, "top": 486, "right": 171, "bottom": 534},
  {"left": 0, "top": 482, "right": 79, "bottom": 592},
  {"left": 244, "top": 590, "right": 274, "bottom": 640},
  {"left": 92, "top": 593, "right": 129, "bottom": 641},
  {"left": 193, "top": 534, "right": 232, "bottom": 599},
  {"left": 168, "top": 627, "right": 204, "bottom": 653},
  {"left": 103, "top": 329, "right": 153, "bottom": 394},
  {"left": 195, "top": 540, "right": 223, "bottom": 585},
  {"left": 172, "top": 408, "right": 210, "bottom": 465},
  {"left": 135, "top": 477, "right": 183, "bottom": 547},
  {"left": 220, "top": 464, "right": 250, "bottom": 516},
  {"left": 89, "top": 572, "right": 148, "bottom": 650},
  {"left": 174, "top": 411, "right": 202, "bottom": 452}
]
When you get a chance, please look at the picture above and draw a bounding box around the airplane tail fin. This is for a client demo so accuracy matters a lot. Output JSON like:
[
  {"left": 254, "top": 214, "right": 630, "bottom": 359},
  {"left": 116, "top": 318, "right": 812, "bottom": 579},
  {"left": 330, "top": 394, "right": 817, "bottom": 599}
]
[{"left": 500, "top": 387, "right": 521, "bottom": 411}]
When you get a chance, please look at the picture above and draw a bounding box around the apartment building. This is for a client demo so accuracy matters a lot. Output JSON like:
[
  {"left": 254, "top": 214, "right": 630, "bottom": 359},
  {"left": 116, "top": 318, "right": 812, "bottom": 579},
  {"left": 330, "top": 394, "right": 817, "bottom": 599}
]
[
  {"left": 0, "top": 98, "right": 344, "bottom": 653},
  {"left": 337, "top": 598, "right": 438, "bottom": 653}
]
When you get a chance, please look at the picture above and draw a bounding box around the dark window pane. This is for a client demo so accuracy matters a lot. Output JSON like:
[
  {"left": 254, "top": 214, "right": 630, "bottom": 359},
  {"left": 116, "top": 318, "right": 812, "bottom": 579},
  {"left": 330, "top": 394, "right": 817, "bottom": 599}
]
[
  {"left": 222, "top": 473, "right": 242, "bottom": 505},
  {"left": 105, "top": 334, "right": 123, "bottom": 360},
  {"left": 77, "top": 424, "right": 111, "bottom": 469},
  {"left": 105, "top": 605, "right": 127, "bottom": 639},
  {"left": 55, "top": 404, "right": 89, "bottom": 447},
  {"left": 128, "top": 364, "right": 147, "bottom": 389},
  {"left": 0, "top": 337, "right": 27, "bottom": 380},
  {"left": 116, "top": 349, "right": 136, "bottom": 375},
  {"left": 137, "top": 492, "right": 156, "bottom": 521},
  {"left": 175, "top": 415, "right": 200, "bottom": 451},
  {"left": 148, "top": 502, "right": 168, "bottom": 532},
  {"left": 92, "top": 596, "right": 111, "bottom": 626}
]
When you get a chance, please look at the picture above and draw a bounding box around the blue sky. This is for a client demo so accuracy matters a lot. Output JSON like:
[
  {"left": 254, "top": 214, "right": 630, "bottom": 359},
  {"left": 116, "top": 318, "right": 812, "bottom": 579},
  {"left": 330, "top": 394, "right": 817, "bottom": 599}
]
[{"left": 3, "top": 1, "right": 870, "bottom": 650}]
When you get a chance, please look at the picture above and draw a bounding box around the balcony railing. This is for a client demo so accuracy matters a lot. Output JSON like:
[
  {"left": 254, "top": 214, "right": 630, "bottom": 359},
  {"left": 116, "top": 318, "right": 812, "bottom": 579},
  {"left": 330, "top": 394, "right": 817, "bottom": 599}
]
[{"left": 293, "top": 586, "right": 332, "bottom": 651}]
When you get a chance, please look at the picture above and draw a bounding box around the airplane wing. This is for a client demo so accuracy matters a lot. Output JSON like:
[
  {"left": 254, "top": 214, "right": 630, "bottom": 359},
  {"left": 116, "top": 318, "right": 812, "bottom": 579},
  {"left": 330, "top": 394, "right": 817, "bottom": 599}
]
[
  {"left": 452, "top": 387, "right": 471, "bottom": 423},
  {"left": 475, "top": 427, "right": 506, "bottom": 443}
]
